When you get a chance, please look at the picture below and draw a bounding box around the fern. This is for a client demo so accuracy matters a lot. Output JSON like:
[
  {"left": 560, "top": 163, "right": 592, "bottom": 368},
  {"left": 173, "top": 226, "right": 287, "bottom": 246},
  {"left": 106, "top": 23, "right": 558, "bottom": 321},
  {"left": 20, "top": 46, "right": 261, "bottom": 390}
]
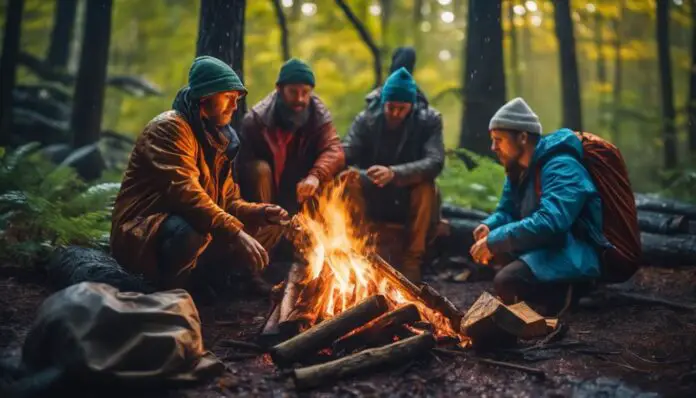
[
  {"left": 0, "top": 143, "right": 120, "bottom": 266},
  {"left": 436, "top": 149, "right": 505, "bottom": 213}
]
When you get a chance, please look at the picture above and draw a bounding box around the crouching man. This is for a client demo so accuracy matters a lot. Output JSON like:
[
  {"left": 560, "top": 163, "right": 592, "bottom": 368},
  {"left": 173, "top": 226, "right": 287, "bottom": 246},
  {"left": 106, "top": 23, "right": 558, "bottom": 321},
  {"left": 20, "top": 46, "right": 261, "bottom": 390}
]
[
  {"left": 343, "top": 67, "right": 445, "bottom": 284},
  {"left": 470, "top": 98, "right": 608, "bottom": 314},
  {"left": 237, "top": 58, "right": 345, "bottom": 216},
  {"left": 110, "top": 56, "right": 288, "bottom": 296}
]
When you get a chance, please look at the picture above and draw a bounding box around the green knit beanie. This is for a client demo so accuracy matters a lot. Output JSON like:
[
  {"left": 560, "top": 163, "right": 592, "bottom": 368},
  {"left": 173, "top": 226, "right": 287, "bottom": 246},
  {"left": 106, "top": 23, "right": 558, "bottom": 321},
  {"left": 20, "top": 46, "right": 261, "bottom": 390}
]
[
  {"left": 381, "top": 67, "right": 417, "bottom": 104},
  {"left": 188, "top": 56, "right": 247, "bottom": 99},
  {"left": 276, "top": 58, "right": 315, "bottom": 87}
]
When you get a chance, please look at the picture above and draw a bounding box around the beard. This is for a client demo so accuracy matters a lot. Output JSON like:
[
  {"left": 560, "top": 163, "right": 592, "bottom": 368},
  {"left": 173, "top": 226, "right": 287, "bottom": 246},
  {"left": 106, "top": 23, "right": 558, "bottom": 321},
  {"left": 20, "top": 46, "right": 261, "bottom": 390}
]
[{"left": 276, "top": 95, "right": 310, "bottom": 132}]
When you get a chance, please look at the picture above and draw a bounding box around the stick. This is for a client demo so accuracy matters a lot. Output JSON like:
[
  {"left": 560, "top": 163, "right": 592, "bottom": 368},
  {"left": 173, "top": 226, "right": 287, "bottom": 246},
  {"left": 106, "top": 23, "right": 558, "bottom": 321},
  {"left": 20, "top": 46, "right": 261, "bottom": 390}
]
[
  {"left": 333, "top": 304, "right": 421, "bottom": 353},
  {"left": 477, "top": 358, "right": 546, "bottom": 380},
  {"left": 270, "top": 295, "right": 389, "bottom": 367},
  {"left": 608, "top": 289, "right": 696, "bottom": 311},
  {"left": 292, "top": 333, "right": 436, "bottom": 390},
  {"left": 217, "top": 339, "right": 265, "bottom": 352}
]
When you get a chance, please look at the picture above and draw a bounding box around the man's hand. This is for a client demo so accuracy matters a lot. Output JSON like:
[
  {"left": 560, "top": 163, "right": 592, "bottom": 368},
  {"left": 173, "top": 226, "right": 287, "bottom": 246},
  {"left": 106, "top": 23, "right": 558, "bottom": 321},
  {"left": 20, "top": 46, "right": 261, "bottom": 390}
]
[
  {"left": 264, "top": 205, "right": 289, "bottom": 225},
  {"left": 297, "top": 175, "right": 320, "bottom": 203},
  {"left": 473, "top": 224, "right": 490, "bottom": 241},
  {"left": 235, "top": 230, "right": 269, "bottom": 274},
  {"left": 470, "top": 237, "right": 493, "bottom": 265},
  {"left": 366, "top": 165, "right": 395, "bottom": 187}
]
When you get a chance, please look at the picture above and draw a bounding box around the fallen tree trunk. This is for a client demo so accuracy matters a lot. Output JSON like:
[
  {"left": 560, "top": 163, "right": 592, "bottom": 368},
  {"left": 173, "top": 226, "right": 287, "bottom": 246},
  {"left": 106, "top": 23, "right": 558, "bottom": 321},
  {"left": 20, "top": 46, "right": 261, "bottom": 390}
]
[
  {"left": 333, "top": 304, "right": 421, "bottom": 353},
  {"left": 637, "top": 211, "right": 690, "bottom": 235},
  {"left": 635, "top": 194, "right": 696, "bottom": 218},
  {"left": 641, "top": 232, "right": 696, "bottom": 266},
  {"left": 270, "top": 295, "right": 389, "bottom": 367},
  {"left": 292, "top": 333, "right": 436, "bottom": 390}
]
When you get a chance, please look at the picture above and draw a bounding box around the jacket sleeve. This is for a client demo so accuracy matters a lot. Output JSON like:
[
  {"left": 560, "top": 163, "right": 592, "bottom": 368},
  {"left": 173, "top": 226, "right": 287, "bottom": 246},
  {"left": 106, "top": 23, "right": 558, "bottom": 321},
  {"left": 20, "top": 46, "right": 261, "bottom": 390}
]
[
  {"left": 486, "top": 155, "right": 596, "bottom": 255},
  {"left": 222, "top": 168, "right": 267, "bottom": 225},
  {"left": 390, "top": 112, "right": 445, "bottom": 187},
  {"left": 143, "top": 119, "right": 244, "bottom": 239},
  {"left": 308, "top": 121, "right": 346, "bottom": 182},
  {"left": 482, "top": 178, "right": 516, "bottom": 230},
  {"left": 342, "top": 112, "right": 369, "bottom": 168}
]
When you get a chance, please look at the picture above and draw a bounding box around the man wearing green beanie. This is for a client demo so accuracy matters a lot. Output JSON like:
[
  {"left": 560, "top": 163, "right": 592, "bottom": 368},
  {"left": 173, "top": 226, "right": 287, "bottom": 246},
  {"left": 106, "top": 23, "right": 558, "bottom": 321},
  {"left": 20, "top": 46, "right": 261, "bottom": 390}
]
[
  {"left": 237, "top": 56, "right": 344, "bottom": 222},
  {"left": 342, "top": 67, "right": 445, "bottom": 284},
  {"left": 111, "top": 56, "right": 288, "bottom": 300}
]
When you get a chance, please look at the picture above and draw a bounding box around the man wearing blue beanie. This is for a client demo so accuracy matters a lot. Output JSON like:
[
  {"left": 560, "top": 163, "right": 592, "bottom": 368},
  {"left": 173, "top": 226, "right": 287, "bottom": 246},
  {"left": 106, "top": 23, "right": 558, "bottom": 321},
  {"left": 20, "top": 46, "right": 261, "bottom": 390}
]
[
  {"left": 111, "top": 56, "right": 288, "bottom": 299},
  {"left": 343, "top": 67, "right": 445, "bottom": 284}
]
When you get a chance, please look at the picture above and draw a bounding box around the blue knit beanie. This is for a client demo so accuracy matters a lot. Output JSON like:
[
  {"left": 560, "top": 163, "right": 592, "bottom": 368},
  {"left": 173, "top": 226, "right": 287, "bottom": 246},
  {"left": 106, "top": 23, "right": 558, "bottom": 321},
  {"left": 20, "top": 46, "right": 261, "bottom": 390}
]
[
  {"left": 381, "top": 67, "right": 417, "bottom": 104},
  {"left": 188, "top": 56, "right": 247, "bottom": 99}
]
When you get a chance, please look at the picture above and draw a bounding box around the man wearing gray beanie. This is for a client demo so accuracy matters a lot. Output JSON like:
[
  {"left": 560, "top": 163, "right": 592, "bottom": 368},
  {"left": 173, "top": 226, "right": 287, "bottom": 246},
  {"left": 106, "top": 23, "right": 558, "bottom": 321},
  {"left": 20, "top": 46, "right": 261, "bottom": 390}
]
[{"left": 469, "top": 97, "right": 607, "bottom": 315}]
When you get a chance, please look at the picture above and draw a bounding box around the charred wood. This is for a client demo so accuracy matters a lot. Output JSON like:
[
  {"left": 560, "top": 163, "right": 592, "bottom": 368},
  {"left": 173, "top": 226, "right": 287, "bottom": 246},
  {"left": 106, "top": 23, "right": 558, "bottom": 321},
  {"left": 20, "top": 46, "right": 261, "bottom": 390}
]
[
  {"left": 333, "top": 304, "right": 420, "bottom": 353},
  {"left": 292, "top": 333, "right": 436, "bottom": 390},
  {"left": 270, "top": 295, "right": 389, "bottom": 367}
]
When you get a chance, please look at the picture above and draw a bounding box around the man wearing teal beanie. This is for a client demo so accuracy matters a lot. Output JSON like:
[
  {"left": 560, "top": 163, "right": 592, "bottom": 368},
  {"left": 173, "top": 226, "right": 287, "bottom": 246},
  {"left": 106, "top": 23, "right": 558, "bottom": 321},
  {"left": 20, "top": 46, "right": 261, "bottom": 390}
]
[
  {"left": 238, "top": 57, "right": 344, "bottom": 214},
  {"left": 342, "top": 67, "right": 445, "bottom": 284},
  {"left": 111, "top": 56, "right": 288, "bottom": 300}
]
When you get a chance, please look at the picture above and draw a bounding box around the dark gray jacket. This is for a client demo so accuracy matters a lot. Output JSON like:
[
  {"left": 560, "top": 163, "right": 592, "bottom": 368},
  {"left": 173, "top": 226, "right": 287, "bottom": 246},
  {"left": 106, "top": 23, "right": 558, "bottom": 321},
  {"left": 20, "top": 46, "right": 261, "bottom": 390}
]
[{"left": 342, "top": 100, "right": 445, "bottom": 187}]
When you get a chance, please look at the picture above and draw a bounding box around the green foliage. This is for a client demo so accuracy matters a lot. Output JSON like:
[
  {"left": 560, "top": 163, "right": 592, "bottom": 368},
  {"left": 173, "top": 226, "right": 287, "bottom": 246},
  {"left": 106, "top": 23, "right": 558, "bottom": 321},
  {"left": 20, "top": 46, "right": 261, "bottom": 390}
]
[
  {"left": 437, "top": 149, "right": 506, "bottom": 212},
  {"left": 660, "top": 167, "right": 696, "bottom": 204},
  {"left": 0, "top": 143, "right": 119, "bottom": 266}
]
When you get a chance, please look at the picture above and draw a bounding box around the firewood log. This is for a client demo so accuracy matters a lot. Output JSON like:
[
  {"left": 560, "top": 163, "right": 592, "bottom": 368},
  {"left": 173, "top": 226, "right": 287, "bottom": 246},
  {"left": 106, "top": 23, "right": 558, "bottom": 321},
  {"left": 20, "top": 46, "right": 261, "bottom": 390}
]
[
  {"left": 333, "top": 304, "right": 421, "bottom": 353},
  {"left": 292, "top": 333, "right": 436, "bottom": 390},
  {"left": 270, "top": 295, "right": 389, "bottom": 367},
  {"left": 637, "top": 211, "right": 690, "bottom": 235},
  {"left": 641, "top": 232, "right": 696, "bottom": 266},
  {"left": 634, "top": 194, "right": 696, "bottom": 218}
]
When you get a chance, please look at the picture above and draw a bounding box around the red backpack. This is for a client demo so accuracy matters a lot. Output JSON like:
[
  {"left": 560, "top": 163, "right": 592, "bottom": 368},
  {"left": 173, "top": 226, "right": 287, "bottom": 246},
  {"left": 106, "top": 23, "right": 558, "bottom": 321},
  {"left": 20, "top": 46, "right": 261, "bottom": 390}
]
[{"left": 535, "top": 131, "right": 642, "bottom": 283}]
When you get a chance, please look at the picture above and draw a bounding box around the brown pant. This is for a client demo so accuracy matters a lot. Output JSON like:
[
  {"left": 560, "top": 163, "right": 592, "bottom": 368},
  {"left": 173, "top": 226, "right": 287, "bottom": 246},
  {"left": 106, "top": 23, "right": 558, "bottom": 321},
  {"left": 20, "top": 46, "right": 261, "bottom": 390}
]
[
  {"left": 156, "top": 214, "right": 284, "bottom": 291},
  {"left": 243, "top": 160, "right": 275, "bottom": 204},
  {"left": 342, "top": 171, "right": 438, "bottom": 284}
]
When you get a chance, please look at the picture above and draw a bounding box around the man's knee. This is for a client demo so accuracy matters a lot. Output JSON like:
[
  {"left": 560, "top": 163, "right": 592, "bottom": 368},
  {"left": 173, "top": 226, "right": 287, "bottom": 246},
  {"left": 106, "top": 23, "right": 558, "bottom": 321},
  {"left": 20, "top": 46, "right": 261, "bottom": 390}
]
[
  {"left": 157, "top": 215, "right": 210, "bottom": 272},
  {"left": 249, "top": 160, "right": 272, "bottom": 181}
]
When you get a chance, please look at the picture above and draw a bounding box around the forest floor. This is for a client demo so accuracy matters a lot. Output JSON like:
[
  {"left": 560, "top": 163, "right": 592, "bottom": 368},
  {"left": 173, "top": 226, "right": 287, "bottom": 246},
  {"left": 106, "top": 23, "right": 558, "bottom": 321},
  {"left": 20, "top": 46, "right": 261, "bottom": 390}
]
[{"left": 1, "top": 265, "right": 696, "bottom": 398}]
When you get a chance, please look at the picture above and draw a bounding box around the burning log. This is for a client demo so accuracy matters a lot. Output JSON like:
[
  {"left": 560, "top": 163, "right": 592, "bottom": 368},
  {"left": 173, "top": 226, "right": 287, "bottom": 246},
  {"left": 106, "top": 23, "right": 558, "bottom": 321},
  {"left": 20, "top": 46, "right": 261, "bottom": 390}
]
[
  {"left": 292, "top": 332, "right": 436, "bottom": 390},
  {"left": 333, "top": 304, "right": 421, "bottom": 353},
  {"left": 270, "top": 295, "right": 389, "bottom": 367},
  {"left": 461, "top": 292, "right": 548, "bottom": 349}
]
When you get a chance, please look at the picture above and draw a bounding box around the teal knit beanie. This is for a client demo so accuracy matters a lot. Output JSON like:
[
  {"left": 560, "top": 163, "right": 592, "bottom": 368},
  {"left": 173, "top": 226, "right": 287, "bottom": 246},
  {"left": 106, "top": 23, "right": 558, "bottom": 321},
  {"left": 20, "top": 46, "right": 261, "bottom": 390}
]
[
  {"left": 188, "top": 56, "right": 247, "bottom": 99},
  {"left": 381, "top": 67, "right": 417, "bottom": 104},
  {"left": 276, "top": 58, "right": 315, "bottom": 87}
]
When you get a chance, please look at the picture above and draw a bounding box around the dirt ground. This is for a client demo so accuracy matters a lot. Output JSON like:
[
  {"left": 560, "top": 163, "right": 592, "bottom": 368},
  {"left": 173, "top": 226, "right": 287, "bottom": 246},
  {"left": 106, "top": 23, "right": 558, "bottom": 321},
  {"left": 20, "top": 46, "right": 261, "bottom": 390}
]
[{"left": 1, "top": 265, "right": 696, "bottom": 398}]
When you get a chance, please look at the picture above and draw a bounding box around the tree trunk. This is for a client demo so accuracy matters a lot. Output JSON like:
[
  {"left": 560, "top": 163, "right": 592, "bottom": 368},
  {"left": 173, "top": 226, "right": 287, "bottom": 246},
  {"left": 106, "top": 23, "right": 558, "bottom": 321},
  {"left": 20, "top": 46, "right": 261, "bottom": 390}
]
[
  {"left": 657, "top": 0, "right": 677, "bottom": 170},
  {"left": 507, "top": 0, "right": 520, "bottom": 97},
  {"left": 271, "top": 0, "right": 290, "bottom": 61},
  {"left": 335, "top": 0, "right": 383, "bottom": 87},
  {"left": 611, "top": 7, "right": 623, "bottom": 149},
  {"left": 553, "top": 0, "right": 583, "bottom": 131},
  {"left": 70, "top": 0, "right": 112, "bottom": 148},
  {"left": 380, "top": 0, "right": 393, "bottom": 55},
  {"left": 595, "top": 12, "right": 607, "bottom": 129},
  {"left": 413, "top": 0, "right": 423, "bottom": 50},
  {"left": 196, "top": 0, "right": 246, "bottom": 130},
  {"left": 459, "top": 0, "right": 506, "bottom": 155},
  {"left": 0, "top": 0, "right": 25, "bottom": 146},
  {"left": 47, "top": 0, "right": 78, "bottom": 69},
  {"left": 688, "top": 0, "right": 696, "bottom": 155}
]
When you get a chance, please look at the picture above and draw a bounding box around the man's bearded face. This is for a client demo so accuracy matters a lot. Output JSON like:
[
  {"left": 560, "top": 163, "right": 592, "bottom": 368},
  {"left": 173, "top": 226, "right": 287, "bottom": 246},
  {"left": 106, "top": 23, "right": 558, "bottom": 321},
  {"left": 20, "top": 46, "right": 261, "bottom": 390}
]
[
  {"left": 490, "top": 129, "right": 524, "bottom": 170},
  {"left": 280, "top": 84, "right": 312, "bottom": 112},
  {"left": 383, "top": 101, "right": 413, "bottom": 129},
  {"left": 200, "top": 91, "right": 242, "bottom": 126}
]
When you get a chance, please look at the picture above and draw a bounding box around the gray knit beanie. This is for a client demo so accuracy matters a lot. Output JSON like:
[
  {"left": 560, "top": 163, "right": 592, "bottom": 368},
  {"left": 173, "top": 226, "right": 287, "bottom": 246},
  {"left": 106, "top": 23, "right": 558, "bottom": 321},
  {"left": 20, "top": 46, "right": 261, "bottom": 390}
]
[{"left": 488, "top": 97, "right": 542, "bottom": 135}]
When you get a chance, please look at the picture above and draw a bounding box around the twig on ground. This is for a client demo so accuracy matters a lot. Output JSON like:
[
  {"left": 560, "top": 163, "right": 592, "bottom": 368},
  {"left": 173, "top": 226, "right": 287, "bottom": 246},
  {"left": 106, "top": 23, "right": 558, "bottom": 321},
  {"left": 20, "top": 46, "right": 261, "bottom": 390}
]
[
  {"left": 477, "top": 358, "right": 547, "bottom": 380},
  {"left": 218, "top": 339, "right": 265, "bottom": 352},
  {"left": 607, "top": 289, "right": 696, "bottom": 311}
]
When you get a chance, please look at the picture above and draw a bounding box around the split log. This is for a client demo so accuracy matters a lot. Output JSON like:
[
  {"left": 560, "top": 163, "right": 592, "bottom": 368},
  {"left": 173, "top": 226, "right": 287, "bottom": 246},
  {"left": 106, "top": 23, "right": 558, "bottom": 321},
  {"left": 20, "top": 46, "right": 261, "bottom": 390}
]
[
  {"left": 641, "top": 232, "right": 696, "bottom": 266},
  {"left": 441, "top": 203, "right": 490, "bottom": 221},
  {"left": 461, "top": 292, "right": 547, "bottom": 349},
  {"left": 292, "top": 333, "right": 436, "bottom": 390},
  {"left": 333, "top": 304, "right": 421, "bottom": 353},
  {"left": 637, "top": 211, "right": 690, "bottom": 235},
  {"left": 270, "top": 295, "right": 389, "bottom": 367},
  {"left": 635, "top": 194, "right": 696, "bottom": 218}
]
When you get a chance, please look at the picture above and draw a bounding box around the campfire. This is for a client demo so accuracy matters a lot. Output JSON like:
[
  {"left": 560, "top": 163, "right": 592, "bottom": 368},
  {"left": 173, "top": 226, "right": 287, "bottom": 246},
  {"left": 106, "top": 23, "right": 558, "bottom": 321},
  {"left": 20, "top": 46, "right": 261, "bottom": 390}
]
[{"left": 260, "top": 172, "right": 470, "bottom": 389}]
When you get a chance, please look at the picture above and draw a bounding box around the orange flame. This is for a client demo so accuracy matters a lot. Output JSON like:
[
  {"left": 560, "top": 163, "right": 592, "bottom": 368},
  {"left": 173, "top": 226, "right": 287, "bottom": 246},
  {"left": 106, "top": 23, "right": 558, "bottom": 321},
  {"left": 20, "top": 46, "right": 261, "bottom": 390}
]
[{"left": 291, "top": 176, "right": 462, "bottom": 339}]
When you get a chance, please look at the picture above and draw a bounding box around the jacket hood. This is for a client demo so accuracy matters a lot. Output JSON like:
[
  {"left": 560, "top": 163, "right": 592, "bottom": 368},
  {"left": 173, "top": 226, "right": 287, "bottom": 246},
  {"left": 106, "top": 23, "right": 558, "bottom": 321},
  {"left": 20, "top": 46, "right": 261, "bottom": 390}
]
[{"left": 532, "top": 128, "right": 582, "bottom": 166}]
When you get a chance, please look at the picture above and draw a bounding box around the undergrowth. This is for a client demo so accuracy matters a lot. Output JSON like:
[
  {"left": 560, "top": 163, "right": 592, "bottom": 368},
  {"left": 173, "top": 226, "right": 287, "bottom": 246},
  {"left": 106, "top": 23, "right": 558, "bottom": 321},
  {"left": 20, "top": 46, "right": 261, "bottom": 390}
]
[
  {"left": 437, "top": 149, "right": 505, "bottom": 213},
  {"left": 0, "top": 143, "right": 120, "bottom": 266}
]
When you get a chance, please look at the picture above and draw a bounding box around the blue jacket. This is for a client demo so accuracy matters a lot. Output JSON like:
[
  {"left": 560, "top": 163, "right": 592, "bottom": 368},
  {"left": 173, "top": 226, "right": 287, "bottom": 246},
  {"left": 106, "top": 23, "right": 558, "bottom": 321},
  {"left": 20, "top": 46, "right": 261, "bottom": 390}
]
[{"left": 483, "top": 128, "right": 610, "bottom": 282}]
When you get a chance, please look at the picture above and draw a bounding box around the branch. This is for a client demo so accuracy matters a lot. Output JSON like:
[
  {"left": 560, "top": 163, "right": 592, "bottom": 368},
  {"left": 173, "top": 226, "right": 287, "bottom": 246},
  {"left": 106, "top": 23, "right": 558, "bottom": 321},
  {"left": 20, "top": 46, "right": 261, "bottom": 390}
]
[
  {"left": 335, "top": 0, "right": 382, "bottom": 87},
  {"left": 271, "top": 0, "right": 291, "bottom": 61}
]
